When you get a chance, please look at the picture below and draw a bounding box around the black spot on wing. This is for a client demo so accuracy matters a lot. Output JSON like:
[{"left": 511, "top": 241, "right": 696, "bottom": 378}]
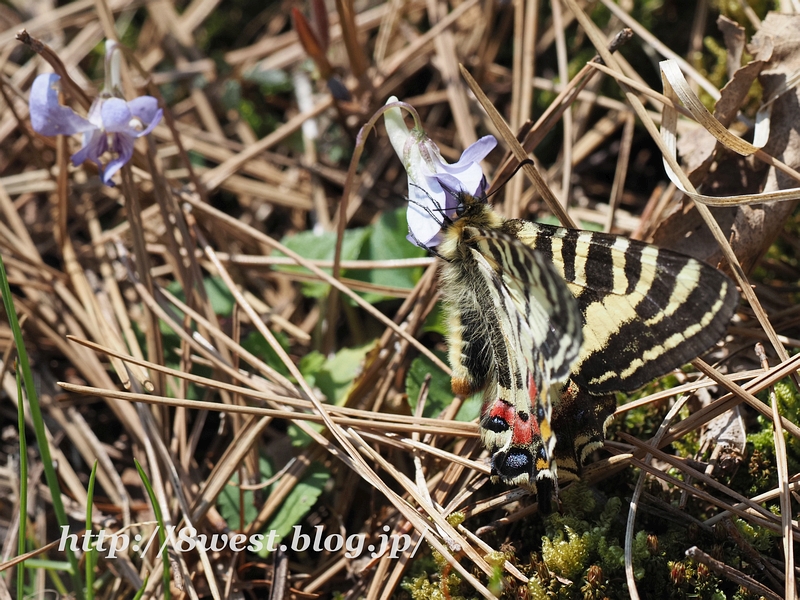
[
  {"left": 560, "top": 228, "right": 580, "bottom": 284},
  {"left": 583, "top": 234, "right": 614, "bottom": 291},
  {"left": 492, "top": 447, "right": 533, "bottom": 481}
]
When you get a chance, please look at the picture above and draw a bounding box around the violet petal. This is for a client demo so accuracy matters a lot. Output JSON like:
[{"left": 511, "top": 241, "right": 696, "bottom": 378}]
[
  {"left": 451, "top": 135, "right": 497, "bottom": 168},
  {"left": 137, "top": 108, "right": 163, "bottom": 137},
  {"left": 127, "top": 96, "right": 161, "bottom": 126},
  {"left": 29, "top": 74, "right": 95, "bottom": 137},
  {"left": 100, "top": 98, "right": 135, "bottom": 134},
  {"left": 71, "top": 129, "right": 107, "bottom": 167},
  {"left": 102, "top": 132, "right": 135, "bottom": 184}
]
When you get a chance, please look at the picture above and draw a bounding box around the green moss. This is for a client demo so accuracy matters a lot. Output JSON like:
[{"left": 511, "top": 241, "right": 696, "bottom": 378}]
[
  {"left": 666, "top": 559, "right": 727, "bottom": 599},
  {"left": 735, "top": 519, "right": 775, "bottom": 553},
  {"left": 542, "top": 526, "right": 589, "bottom": 580},
  {"left": 447, "top": 512, "right": 466, "bottom": 527},
  {"left": 526, "top": 577, "right": 548, "bottom": 600}
]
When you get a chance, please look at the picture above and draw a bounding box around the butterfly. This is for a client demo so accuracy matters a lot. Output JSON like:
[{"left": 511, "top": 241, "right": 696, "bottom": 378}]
[{"left": 433, "top": 190, "right": 739, "bottom": 511}]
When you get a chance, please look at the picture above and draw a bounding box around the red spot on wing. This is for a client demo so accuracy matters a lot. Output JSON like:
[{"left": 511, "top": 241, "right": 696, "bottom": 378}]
[
  {"left": 511, "top": 416, "right": 533, "bottom": 445},
  {"left": 528, "top": 371, "right": 539, "bottom": 403},
  {"left": 484, "top": 399, "right": 515, "bottom": 429},
  {"left": 527, "top": 372, "right": 542, "bottom": 437}
]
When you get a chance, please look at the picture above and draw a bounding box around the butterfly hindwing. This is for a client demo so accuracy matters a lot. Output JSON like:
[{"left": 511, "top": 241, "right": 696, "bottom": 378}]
[
  {"left": 439, "top": 218, "right": 583, "bottom": 494},
  {"left": 551, "top": 380, "right": 616, "bottom": 484}
]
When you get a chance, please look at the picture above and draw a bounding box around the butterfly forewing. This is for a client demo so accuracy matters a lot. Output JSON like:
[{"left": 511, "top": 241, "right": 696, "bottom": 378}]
[
  {"left": 470, "top": 227, "right": 583, "bottom": 384},
  {"left": 509, "top": 221, "right": 739, "bottom": 394}
]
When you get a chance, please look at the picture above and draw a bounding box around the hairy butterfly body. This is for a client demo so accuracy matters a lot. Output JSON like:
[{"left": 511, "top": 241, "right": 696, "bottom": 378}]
[{"left": 436, "top": 191, "right": 738, "bottom": 510}]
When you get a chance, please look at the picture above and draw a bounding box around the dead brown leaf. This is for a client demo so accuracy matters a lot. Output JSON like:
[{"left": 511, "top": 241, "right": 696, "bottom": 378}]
[{"left": 653, "top": 12, "right": 800, "bottom": 274}]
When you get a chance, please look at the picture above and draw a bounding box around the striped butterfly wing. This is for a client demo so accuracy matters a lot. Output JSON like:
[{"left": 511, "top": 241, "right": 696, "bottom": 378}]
[
  {"left": 471, "top": 227, "right": 583, "bottom": 386},
  {"left": 509, "top": 221, "right": 739, "bottom": 394},
  {"left": 440, "top": 225, "right": 583, "bottom": 500}
]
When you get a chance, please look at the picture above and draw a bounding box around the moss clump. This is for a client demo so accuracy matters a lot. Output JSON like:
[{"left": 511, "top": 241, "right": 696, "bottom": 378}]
[
  {"left": 742, "top": 380, "right": 800, "bottom": 496},
  {"left": 542, "top": 526, "right": 589, "bottom": 581}
]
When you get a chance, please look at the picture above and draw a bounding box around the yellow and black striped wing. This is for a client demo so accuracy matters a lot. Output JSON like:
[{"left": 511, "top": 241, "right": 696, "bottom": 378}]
[
  {"left": 471, "top": 227, "right": 584, "bottom": 385},
  {"left": 507, "top": 221, "right": 739, "bottom": 394}
]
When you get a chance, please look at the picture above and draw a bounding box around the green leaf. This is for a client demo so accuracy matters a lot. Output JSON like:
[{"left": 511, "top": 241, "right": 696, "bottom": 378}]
[
  {"left": 421, "top": 303, "right": 447, "bottom": 336},
  {"left": 134, "top": 459, "right": 171, "bottom": 600},
  {"left": 217, "top": 456, "right": 272, "bottom": 528},
  {"left": 406, "top": 351, "right": 480, "bottom": 421},
  {"left": 299, "top": 350, "right": 326, "bottom": 386},
  {"left": 242, "top": 66, "right": 293, "bottom": 93},
  {"left": 406, "top": 351, "right": 451, "bottom": 418},
  {"left": 455, "top": 393, "right": 483, "bottom": 422},
  {"left": 315, "top": 342, "right": 373, "bottom": 405},
  {"left": 0, "top": 254, "right": 84, "bottom": 596},
  {"left": 288, "top": 421, "right": 325, "bottom": 447},
  {"left": 240, "top": 330, "right": 292, "bottom": 377},
  {"left": 288, "top": 343, "right": 372, "bottom": 446},
  {"left": 349, "top": 208, "right": 427, "bottom": 303},
  {"left": 275, "top": 227, "right": 371, "bottom": 298},
  {"left": 274, "top": 208, "right": 426, "bottom": 303},
  {"left": 203, "top": 276, "right": 235, "bottom": 316},
  {"left": 259, "top": 462, "right": 329, "bottom": 557}
]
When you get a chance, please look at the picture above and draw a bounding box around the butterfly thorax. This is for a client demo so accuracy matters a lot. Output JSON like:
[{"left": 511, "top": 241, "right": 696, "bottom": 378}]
[{"left": 437, "top": 192, "right": 505, "bottom": 262}]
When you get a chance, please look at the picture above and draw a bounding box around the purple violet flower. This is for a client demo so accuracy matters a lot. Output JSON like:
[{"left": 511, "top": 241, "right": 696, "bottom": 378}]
[
  {"left": 28, "top": 42, "right": 162, "bottom": 186},
  {"left": 384, "top": 96, "right": 496, "bottom": 248}
]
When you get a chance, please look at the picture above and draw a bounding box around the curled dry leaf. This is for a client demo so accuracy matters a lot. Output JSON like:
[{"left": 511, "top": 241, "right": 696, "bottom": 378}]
[{"left": 653, "top": 12, "right": 800, "bottom": 274}]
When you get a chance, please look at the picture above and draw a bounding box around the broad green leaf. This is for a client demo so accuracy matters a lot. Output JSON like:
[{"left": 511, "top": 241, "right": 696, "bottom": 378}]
[
  {"left": 275, "top": 227, "right": 371, "bottom": 298},
  {"left": 275, "top": 209, "right": 426, "bottom": 303},
  {"left": 289, "top": 343, "right": 373, "bottom": 446},
  {"left": 421, "top": 303, "right": 447, "bottom": 336},
  {"left": 299, "top": 350, "right": 326, "bottom": 386},
  {"left": 406, "top": 352, "right": 482, "bottom": 422},
  {"left": 288, "top": 421, "right": 324, "bottom": 447},
  {"left": 203, "top": 276, "right": 235, "bottom": 316},
  {"left": 240, "top": 330, "right": 292, "bottom": 377},
  {"left": 242, "top": 66, "right": 292, "bottom": 92},
  {"left": 455, "top": 392, "right": 482, "bottom": 422},
  {"left": 406, "top": 351, "right": 452, "bottom": 418},
  {"left": 350, "top": 208, "right": 427, "bottom": 303},
  {"left": 217, "top": 456, "right": 272, "bottom": 527},
  {"left": 259, "top": 463, "right": 329, "bottom": 557},
  {"left": 313, "top": 342, "right": 373, "bottom": 405}
]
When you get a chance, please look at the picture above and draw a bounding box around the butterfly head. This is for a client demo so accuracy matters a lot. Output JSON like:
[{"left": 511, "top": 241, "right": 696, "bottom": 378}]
[{"left": 440, "top": 183, "right": 502, "bottom": 234}]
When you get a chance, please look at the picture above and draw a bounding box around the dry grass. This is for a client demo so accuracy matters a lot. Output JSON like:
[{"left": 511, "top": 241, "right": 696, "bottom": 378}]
[{"left": 0, "top": 0, "right": 799, "bottom": 598}]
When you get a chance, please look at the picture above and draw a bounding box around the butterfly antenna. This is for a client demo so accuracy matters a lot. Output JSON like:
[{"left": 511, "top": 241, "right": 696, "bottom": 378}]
[
  {"left": 484, "top": 158, "right": 533, "bottom": 200},
  {"left": 408, "top": 182, "right": 453, "bottom": 227}
]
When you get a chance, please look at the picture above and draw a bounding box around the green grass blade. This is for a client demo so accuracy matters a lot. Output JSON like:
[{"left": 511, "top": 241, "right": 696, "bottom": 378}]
[
  {"left": 0, "top": 254, "right": 83, "bottom": 597},
  {"left": 134, "top": 459, "right": 171, "bottom": 600},
  {"left": 86, "top": 461, "right": 98, "bottom": 600},
  {"left": 132, "top": 574, "right": 149, "bottom": 600},
  {"left": 16, "top": 367, "right": 27, "bottom": 600}
]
